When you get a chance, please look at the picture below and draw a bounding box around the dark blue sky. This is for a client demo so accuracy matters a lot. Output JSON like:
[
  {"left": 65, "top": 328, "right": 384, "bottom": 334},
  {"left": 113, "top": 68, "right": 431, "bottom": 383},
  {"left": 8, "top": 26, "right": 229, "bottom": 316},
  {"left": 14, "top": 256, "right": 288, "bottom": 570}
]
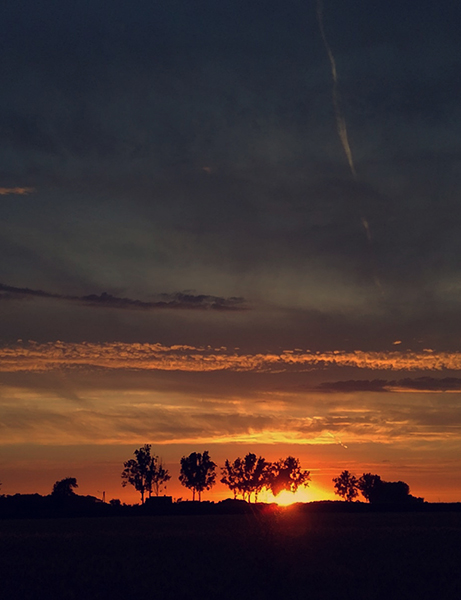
[
  {"left": 1, "top": 0, "right": 461, "bottom": 350},
  {"left": 2, "top": 0, "right": 461, "bottom": 348}
]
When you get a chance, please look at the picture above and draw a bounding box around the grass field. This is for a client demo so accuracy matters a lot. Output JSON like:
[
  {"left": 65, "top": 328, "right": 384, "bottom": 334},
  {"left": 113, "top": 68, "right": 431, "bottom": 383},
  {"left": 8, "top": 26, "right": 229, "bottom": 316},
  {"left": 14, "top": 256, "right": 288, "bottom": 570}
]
[{"left": 1, "top": 508, "right": 460, "bottom": 599}]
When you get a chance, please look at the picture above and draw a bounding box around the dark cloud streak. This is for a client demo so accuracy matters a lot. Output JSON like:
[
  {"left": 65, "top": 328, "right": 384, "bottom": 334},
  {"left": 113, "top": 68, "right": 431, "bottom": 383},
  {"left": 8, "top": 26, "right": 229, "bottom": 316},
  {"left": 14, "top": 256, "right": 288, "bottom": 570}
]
[
  {"left": 0, "top": 283, "right": 247, "bottom": 312},
  {"left": 317, "top": 377, "right": 461, "bottom": 393}
]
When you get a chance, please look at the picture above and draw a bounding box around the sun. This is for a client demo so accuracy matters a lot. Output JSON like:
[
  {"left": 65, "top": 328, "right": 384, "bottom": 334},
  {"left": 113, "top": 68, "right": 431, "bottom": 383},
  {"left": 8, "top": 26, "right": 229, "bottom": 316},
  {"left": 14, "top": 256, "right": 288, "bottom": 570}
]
[
  {"left": 257, "top": 483, "right": 334, "bottom": 505},
  {"left": 258, "top": 487, "right": 313, "bottom": 506}
]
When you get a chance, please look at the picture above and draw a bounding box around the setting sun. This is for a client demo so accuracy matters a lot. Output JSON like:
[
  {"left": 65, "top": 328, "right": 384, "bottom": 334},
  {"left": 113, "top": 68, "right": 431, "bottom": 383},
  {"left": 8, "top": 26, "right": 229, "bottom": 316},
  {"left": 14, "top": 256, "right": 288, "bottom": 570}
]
[{"left": 258, "top": 485, "right": 332, "bottom": 506}]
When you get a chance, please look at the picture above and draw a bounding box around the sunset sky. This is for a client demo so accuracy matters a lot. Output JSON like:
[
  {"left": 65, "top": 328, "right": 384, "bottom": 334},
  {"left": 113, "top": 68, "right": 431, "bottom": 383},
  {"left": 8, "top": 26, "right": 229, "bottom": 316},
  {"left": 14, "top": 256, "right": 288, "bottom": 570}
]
[{"left": 1, "top": 0, "right": 461, "bottom": 504}]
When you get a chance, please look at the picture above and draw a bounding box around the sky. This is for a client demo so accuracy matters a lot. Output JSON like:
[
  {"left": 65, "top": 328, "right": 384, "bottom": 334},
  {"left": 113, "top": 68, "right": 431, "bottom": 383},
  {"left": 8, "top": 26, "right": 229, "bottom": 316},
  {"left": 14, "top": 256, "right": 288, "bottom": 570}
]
[{"left": 1, "top": 0, "right": 461, "bottom": 504}]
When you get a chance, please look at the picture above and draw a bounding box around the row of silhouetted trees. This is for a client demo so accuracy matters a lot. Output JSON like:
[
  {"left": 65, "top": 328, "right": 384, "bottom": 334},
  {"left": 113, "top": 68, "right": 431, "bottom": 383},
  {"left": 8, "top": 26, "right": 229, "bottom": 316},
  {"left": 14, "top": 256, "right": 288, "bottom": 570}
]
[
  {"left": 0, "top": 454, "right": 422, "bottom": 507},
  {"left": 121, "top": 445, "right": 311, "bottom": 503},
  {"left": 121, "top": 446, "right": 424, "bottom": 505},
  {"left": 332, "top": 470, "right": 423, "bottom": 504}
]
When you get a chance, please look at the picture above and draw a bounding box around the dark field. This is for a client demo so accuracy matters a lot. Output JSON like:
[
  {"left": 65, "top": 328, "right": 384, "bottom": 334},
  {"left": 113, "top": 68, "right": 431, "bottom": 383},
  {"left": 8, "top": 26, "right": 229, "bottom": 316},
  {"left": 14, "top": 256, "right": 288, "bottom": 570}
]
[{"left": 1, "top": 509, "right": 461, "bottom": 600}]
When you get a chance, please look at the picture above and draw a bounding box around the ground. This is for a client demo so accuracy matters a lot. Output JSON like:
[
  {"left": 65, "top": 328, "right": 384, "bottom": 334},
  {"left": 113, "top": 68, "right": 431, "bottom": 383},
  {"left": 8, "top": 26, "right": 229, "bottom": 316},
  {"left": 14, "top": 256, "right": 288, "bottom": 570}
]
[{"left": 1, "top": 509, "right": 460, "bottom": 599}]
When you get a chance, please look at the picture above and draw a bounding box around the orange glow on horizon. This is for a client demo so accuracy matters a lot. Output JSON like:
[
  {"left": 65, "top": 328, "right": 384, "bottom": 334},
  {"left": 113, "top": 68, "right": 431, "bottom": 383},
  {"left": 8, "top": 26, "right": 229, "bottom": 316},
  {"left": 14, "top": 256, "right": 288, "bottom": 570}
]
[{"left": 258, "top": 484, "right": 334, "bottom": 506}]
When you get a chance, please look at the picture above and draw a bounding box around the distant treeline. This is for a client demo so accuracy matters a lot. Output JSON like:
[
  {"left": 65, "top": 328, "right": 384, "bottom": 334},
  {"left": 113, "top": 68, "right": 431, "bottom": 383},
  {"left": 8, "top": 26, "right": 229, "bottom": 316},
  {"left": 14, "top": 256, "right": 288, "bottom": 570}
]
[
  {"left": 2, "top": 492, "right": 461, "bottom": 520},
  {"left": 0, "top": 446, "right": 443, "bottom": 518},
  {"left": 121, "top": 445, "right": 426, "bottom": 506},
  {"left": 121, "top": 446, "right": 311, "bottom": 503},
  {"left": 332, "top": 470, "right": 424, "bottom": 504}
]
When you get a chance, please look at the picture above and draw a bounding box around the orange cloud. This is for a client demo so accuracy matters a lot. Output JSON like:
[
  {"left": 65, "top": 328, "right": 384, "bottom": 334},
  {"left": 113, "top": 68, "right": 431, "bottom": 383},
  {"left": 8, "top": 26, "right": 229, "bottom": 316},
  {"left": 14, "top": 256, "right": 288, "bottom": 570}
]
[
  {"left": 2, "top": 341, "right": 461, "bottom": 373},
  {"left": 0, "top": 187, "right": 35, "bottom": 195}
]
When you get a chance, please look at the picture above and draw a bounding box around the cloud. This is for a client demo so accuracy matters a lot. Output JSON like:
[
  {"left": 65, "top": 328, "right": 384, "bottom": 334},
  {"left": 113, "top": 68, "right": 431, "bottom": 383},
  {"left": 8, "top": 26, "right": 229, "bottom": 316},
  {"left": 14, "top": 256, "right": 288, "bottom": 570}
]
[
  {"left": 2, "top": 341, "right": 461, "bottom": 374},
  {"left": 0, "top": 187, "right": 35, "bottom": 195},
  {"left": 317, "top": 377, "right": 461, "bottom": 393},
  {"left": 2, "top": 383, "right": 461, "bottom": 447},
  {"left": 317, "top": 379, "right": 391, "bottom": 393},
  {"left": 0, "top": 283, "right": 247, "bottom": 311}
]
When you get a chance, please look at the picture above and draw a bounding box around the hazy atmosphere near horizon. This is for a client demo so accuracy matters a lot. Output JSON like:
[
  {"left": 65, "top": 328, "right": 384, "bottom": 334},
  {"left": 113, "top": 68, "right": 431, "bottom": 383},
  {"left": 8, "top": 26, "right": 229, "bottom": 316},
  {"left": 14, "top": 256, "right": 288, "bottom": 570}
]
[{"left": 1, "top": 0, "right": 461, "bottom": 504}]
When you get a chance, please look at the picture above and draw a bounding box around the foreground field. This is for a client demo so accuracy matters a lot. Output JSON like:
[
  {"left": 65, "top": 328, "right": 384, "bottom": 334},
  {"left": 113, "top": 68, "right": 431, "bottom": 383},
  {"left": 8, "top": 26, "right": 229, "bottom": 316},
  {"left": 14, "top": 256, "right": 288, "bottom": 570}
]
[{"left": 1, "top": 509, "right": 460, "bottom": 599}]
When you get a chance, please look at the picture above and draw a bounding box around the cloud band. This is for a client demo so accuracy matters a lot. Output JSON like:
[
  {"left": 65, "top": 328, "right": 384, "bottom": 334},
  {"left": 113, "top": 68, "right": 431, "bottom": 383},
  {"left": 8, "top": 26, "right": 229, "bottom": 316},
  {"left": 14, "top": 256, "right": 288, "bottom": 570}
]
[{"left": 1, "top": 341, "right": 460, "bottom": 373}]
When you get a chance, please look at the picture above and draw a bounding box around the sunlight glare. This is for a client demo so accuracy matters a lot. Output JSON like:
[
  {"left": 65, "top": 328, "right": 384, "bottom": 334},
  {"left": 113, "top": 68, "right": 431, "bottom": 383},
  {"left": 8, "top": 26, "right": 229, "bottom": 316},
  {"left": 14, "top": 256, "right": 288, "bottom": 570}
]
[{"left": 259, "top": 487, "right": 312, "bottom": 506}]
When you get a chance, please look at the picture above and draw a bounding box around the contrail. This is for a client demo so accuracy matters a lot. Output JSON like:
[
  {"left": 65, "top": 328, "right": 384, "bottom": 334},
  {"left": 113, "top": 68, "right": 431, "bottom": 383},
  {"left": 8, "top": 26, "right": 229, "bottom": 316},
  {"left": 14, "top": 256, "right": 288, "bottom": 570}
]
[
  {"left": 316, "top": 0, "right": 356, "bottom": 178},
  {"left": 327, "top": 431, "right": 348, "bottom": 449},
  {"left": 361, "top": 216, "right": 372, "bottom": 243},
  {"left": 316, "top": 0, "right": 383, "bottom": 292}
]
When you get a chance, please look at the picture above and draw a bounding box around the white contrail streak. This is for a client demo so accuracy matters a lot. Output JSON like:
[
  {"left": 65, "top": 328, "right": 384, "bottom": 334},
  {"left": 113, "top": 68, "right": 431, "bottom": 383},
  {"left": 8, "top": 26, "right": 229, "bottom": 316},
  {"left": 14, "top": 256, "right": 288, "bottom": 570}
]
[
  {"left": 327, "top": 431, "right": 348, "bottom": 449},
  {"left": 316, "top": 0, "right": 383, "bottom": 293},
  {"left": 316, "top": 0, "right": 356, "bottom": 178}
]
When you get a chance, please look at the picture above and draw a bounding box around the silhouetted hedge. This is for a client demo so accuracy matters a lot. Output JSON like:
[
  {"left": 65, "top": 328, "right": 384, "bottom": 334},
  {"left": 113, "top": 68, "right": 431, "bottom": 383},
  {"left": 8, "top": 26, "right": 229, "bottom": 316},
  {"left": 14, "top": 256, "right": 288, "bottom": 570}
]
[{"left": 1, "top": 493, "right": 461, "bottom": 519}]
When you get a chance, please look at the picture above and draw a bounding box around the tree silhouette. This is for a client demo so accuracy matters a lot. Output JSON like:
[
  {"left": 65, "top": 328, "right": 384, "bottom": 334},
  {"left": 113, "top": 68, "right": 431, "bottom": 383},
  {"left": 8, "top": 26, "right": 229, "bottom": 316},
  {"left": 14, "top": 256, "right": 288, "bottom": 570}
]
[
  {"left": 357, "top": 473, "right": 419, "bottom": 503},
  {"left": 358, "top": 473, "right": 417, "bottom": 504},
  {"left": 121, "top": 444, "right": 170, "bottom": 504},
  {"left": 357, "top": 473, "right": 382, "bottom": 503},
  {"left": 220, "top": 459, "right": 240, "bottom": 499},
  {"left": 52, "top": 477, "right": 78, "bottom": 497},
  {"left": 147, "top": 456, "right": 171, "bottom": 497},
  {"left": 179, "top": 451, "right": 216, "bottom": 501},
  {"left": 377, "top": 480, "right": 411, "bottom": 503},
  {"left": 269, "top": 456, "right": 310, "bottom": 497},
  {"left": 332, "top": 470, "right": 359, "bottom": 502},
  {"left": 221, "top": 453, "right": 271, "bottom": 502}
]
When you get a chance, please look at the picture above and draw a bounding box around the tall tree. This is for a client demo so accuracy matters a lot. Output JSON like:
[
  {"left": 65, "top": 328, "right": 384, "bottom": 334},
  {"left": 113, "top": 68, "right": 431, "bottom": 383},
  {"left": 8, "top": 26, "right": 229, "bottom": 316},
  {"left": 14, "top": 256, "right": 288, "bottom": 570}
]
[
  {"left": 179, "top": 451, "right": 216, "bottom": 501},
  {"left": 221, "top": 453, "right": 271, "bottom": 502},
  {"left": 332, "top": 470, "right": 359, "bottom": 502},
  {"left": 357, "top": 473, "right": 382, "bottom": 503},
  {"left": 147, "top": 456, "right": 171, "bottom": 497},
  {"left": 269, "top": 456, "right": 310, "bottom": 497},
  {"left": 121, "top": 444, "right": 152, "bottom": 504},
  {"left": 220, "top": 459, "right": 240, "bottom": 499}
]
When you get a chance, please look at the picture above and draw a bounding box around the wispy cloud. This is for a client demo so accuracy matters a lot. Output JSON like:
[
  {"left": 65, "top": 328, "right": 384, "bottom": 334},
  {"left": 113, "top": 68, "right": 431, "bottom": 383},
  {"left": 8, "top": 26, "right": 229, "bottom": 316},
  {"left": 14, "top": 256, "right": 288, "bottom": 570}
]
[
  {"left": 0, "top": 187, "right": 35, "bottom": 195},
  {"left": 2, "top": 341, "right": 461, "bottom": 373},
  {"left": 2, "top": 385, "right": 461, "bottom": 446},
  {"left": 317, "top": 377, "right": 461, "bottom": 393},
  {"left": 0, "top": 283, "right": 247, "bottom": 311}
]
